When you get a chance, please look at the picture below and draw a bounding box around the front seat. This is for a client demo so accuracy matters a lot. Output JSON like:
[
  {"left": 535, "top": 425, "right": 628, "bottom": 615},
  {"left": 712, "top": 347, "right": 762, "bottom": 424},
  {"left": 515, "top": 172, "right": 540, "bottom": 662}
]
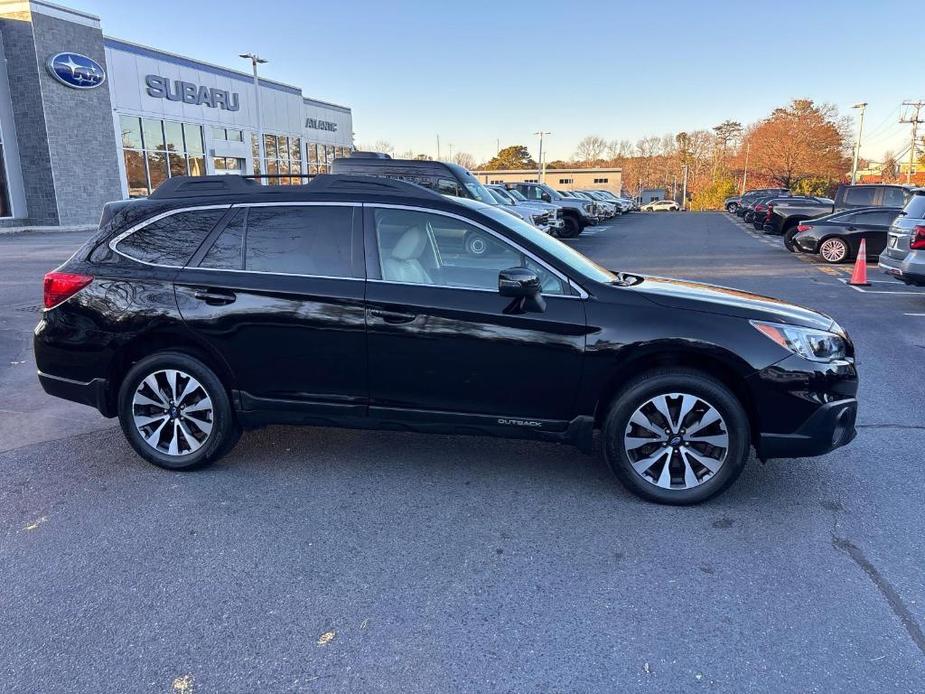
[{"left": 382, "top": 226, "right": 433, "bottom": 284}]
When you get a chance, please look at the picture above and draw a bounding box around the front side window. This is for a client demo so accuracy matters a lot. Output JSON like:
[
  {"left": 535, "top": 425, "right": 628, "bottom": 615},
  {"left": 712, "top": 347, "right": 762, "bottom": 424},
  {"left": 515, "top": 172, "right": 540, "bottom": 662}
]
[
  {"left": 116, "top": 208, "right": 227, "bottom": 266},
  {"left": 373, "top": 208, "right": 569, "bottom": 295},
  {"left": 243, "top": 205, "right": 358, "bottom": 277}
]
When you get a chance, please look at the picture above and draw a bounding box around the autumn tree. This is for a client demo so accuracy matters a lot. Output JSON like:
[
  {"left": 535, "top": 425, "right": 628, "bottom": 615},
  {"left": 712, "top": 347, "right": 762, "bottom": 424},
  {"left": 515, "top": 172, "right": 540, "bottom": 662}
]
[
  {"left": 881, "top": 152, "right": 899, "bottom": 182},
  {"left": 481, "top": 145, "right": 537, "bottom": 170},
  {"left": 744, "top": 99, "right": 849, "bottom": 189},
  {"left": 574, "top": 135, "right": 607, "bottom": 163}
]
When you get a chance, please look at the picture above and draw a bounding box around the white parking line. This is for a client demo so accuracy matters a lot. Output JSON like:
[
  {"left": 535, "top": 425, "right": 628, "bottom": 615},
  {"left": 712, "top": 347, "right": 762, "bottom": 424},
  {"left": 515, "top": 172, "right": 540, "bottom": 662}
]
[{"left": 838, "top": 278, "right": 925, "bottom": 295}]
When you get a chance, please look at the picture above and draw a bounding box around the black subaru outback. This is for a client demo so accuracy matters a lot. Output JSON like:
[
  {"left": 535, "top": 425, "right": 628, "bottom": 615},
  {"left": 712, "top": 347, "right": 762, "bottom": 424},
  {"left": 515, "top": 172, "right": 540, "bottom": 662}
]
[{"left": 35, "top": 174, "right": 858, "bottom": 504}]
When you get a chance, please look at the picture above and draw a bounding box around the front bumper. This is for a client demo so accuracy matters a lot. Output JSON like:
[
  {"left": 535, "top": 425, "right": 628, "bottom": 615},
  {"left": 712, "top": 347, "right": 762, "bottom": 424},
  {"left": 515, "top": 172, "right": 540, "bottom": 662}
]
[{"left": 746, "top": 354, "right": 858, "bottom": 460}]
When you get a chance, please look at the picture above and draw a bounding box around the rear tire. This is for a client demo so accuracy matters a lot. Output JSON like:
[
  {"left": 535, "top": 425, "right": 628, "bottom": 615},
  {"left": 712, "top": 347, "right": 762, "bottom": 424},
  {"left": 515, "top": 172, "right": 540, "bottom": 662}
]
[
  {"left": 118, "top": 351, "right": 240, "bottom": 470},
  {"left": 819, "top": 237, "right": 849, "bottom": 264},
  {"left": 602, "top": 368, "right": 750, "bottom": 505},
  {"left": 783, "top": 227, "right": 799, "bottom": 252}
]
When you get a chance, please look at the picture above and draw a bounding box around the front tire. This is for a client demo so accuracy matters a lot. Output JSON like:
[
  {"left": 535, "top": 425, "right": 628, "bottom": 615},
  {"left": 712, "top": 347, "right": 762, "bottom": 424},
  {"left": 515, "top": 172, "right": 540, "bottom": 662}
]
[
  {"left": 726, "top": 203, "right": 738, "bottom": 213},
  {"left": 117, "top": 351, "right": 240, "bottom": 470},
  {"left": 561, "top": 215, "right": 582, "bottom": 238},
  {"left": 602, "top": 369, "right": 750, "bottom": 505}
]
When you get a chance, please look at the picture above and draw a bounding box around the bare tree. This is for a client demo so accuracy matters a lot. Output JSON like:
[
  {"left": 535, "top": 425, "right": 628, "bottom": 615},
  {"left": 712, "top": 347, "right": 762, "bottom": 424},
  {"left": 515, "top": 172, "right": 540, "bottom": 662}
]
[
  {"left": 574, "top": 135, "right": 608, "bottom": 163},
  {"left": 357, "top": 139, "right": 395, "bottom": 155},
  {"left": 453, "top": 152, "right": 476, "bottom": 170}
]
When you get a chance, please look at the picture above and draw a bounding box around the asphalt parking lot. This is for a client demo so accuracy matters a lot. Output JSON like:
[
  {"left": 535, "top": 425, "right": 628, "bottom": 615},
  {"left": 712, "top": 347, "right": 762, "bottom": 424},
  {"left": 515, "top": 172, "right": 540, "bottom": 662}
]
[{"left": 2, "top": 213, "right": 924, "bottom": 692}]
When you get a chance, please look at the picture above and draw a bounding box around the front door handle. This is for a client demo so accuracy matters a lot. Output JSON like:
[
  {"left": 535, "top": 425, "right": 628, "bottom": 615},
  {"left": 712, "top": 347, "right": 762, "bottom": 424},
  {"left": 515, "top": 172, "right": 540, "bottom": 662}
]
[
  {"left": 192, "top": 289, "right": 237, "bottom": 306},
  {"left": 368, "top": 308, "right": 417, "bottom": 324}
]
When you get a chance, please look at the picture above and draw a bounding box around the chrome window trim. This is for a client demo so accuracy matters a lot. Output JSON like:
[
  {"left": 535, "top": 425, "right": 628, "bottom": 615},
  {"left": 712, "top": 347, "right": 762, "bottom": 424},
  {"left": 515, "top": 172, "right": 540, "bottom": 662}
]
[
  {"left": 187, "top": 266, "right": 364, "bottom": 282},
  {"left": 368, "top": 203, "right": 589, "bottom": 299},
  {"left": 109, "top": 204, "right": 233, "bottom": 268},
  {"left": 109, "top": 202, "right": 362, "bottom": 275}
]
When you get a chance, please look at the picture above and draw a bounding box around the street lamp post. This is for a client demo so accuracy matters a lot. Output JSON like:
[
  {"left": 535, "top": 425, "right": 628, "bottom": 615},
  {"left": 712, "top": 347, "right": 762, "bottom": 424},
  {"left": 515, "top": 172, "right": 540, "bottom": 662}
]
[
  {"left": 850, "top": 102, "right": 868, "bottom": 185},
  {"left": 240, "top": 52, "right": 268, "bottom": 179},
  {"left": 534, "top": 131, "right": 550, "bottom": 183}
]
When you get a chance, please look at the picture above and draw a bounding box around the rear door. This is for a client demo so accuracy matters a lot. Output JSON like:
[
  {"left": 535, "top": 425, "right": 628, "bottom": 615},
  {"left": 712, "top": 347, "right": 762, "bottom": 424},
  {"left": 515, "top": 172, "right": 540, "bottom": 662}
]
[
  {"left": 174, "top": 202, "right": 368, "bottom": 417},
  {"left": 840, "top": 209, "right": 901, "bottom": 255}
]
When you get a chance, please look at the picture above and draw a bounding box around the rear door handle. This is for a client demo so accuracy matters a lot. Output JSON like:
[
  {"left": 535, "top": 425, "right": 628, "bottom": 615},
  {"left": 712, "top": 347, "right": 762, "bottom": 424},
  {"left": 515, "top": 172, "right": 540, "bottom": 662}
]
[
  {"left": 368, "top": 308, "right": 417, "bottom": 324},
  {"left": 192, "top": 288, "right": 237, "bottom": 306}
]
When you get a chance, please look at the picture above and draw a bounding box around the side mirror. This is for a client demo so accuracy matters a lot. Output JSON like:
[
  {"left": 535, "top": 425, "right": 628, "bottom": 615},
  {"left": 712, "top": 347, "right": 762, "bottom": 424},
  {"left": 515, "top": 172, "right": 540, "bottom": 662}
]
[
  {"left": 499, "top": 267, "right": 545, "bottom": 314},
  {"left": 541, "top": 193, "right": 551, "bottom": 202},
  {"left": 499, "top": 267, "right": 540, "bottom": 297}
]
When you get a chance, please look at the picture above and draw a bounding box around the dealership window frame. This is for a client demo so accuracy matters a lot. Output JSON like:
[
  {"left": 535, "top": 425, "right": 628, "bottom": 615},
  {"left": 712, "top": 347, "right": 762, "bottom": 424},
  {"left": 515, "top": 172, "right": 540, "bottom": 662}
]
[
  {"left": 120, "top": 115, "right": 205, "bottom": 198},
  {"left": 0, "top": 124, "right": 11, "bottom": 218},
  {"left": 250, "top": 133, "right": 304, "bottom": 185}
]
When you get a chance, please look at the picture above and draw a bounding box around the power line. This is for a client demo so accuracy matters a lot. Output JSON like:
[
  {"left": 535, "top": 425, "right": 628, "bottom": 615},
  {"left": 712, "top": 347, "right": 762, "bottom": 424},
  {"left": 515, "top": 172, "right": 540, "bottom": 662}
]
[{"left": 900, "top": 101, "right": 924, "bottom": 183}]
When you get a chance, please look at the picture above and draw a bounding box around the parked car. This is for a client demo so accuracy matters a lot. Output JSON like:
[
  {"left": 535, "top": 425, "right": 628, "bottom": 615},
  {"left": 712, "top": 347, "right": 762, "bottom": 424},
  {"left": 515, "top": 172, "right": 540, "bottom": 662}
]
[
  {"left": 500, "top": 185, "right": 569, "bottom": 235},
  {"left": 486, "top": 184, "right": 564, "bottom": 237},
  {"left": 36, "top": 173, "right": 858, "bottom": 505},
  {"left": 579, "top": 190, "right": 622, "bottom": 216},
  {"left": 505, "top": 182, "right": 596, "bottom": 238},
  {"left": 724, "top": 195, "right": 742, "bottom": 213},
  {"left": 734, "top": 189, "right": 790, "bottom": 217},
  {"left": 879, "top": 188, "right": 925, "bottom": 285},
  {"left": 567, "top": 191, "right": 614, "bottom": 219},
  {"left": 769, "top": 197, "right": 837, "bottom": 240},
  {"left": 643, "top": 199, "right": 679, "bottom": 212},
  {"left": 790, "top": 207, "right": 903, "bottom": 263}
]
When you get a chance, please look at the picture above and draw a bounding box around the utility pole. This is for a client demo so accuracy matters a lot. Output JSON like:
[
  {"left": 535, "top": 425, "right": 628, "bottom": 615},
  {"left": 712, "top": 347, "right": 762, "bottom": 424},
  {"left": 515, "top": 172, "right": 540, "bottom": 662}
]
[
  {"left": 534, "top": 131, "right": 550, "bottom": 183},
  {"left": 240, "top": 52, "right": 268, "bottom": 178},
  {"left": 740, "top": 142, "right": 750, "bottom": 195},
  {"left": 681, "top": 164, "right": 689, "bottom": 211},
  {"left": 900, "top": 101, "right": 924, "bottom": 184},
  {"left": 436, "top": 134, "right": 441, "bottom": 161},
  {"left": 850, "top": 102, "right": 868, "bottom": 185},
  {"left": 496, "top": 138, "right": 500, "bottom": 154}
]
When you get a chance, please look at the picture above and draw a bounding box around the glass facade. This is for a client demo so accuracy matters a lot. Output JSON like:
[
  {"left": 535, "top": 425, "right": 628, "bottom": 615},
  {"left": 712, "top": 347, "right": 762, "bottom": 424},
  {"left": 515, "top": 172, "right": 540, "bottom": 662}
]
[
  {"left": 120, "top": 115, "right": 205, "bottom": 197},
  {"left": 0, "top": 124, "right": 10, "bottom": 217},
  {"left": 307, "top": 144, "right": 351, "bottom": 175},
  {"left": 213, "top": 157, "right": 246, "bottom": 175},
  {"left": 251, "top": 133, "right": 303, "bottom": 184}
]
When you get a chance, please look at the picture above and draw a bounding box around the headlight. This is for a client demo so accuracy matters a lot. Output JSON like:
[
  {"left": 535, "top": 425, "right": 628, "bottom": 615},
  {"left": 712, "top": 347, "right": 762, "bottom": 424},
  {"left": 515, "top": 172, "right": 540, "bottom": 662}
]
[
  {"left": 750, "top": 320, "right": 848, "bottom": 362},
  {"left": 583, "top": 202, "right": 593, "bottom": 213}
]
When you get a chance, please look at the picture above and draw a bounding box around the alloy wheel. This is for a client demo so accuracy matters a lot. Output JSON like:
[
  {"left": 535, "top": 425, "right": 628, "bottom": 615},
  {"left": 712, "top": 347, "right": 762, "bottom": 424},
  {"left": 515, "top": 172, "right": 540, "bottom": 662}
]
[
  {"left": 820, "top": 238, "right": 848, "bottom": 263},
  {"left": 623, "top": 392, "right": 729, "bottom": 490},
  {"left": 132, "top": 368, "right": 214, "bottom": 456}
]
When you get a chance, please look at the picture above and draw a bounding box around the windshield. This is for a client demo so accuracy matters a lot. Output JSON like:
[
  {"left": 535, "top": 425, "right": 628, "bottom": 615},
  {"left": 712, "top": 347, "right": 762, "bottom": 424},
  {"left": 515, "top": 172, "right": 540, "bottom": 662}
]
[
  {"left": 507, "top": 188, "right": 529, "bottom": 202},
  {"left": 488, "top": 188, "right": 512, "bottom": 205},
  {"left": 454, "top": 198, "right": 617, "bottom": 285},
  {"left": 460, "top": 176, "right": 498, "bottom": 205}
]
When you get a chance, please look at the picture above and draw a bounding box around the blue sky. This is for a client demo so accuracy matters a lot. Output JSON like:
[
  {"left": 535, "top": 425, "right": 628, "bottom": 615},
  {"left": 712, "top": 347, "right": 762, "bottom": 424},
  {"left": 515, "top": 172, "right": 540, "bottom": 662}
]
[{"left": 77, "top": 0, "right": 914, "bottom": 163}]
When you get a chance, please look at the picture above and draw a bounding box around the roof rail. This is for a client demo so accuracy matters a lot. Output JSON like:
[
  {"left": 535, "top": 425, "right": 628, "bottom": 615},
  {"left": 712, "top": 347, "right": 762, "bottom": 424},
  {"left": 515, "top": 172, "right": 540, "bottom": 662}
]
[{"left": 146, "top": 173, "right": 445, "bottom": 201}]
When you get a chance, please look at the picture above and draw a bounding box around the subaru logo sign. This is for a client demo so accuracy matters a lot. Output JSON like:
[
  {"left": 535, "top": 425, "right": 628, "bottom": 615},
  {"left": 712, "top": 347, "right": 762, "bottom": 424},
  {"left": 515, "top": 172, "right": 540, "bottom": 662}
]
[{"left": 46, "top": 52, "right": 106, "bottom": 90}]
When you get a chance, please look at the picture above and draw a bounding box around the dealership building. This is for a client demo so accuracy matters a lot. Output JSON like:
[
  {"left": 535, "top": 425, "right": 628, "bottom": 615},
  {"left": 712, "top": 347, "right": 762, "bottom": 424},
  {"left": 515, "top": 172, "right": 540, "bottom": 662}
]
[
  {"left": 0, "top": 0, "right": 354, "bottom": 230},
  {"left": 473, "top": 168, "right": 624, "bottom": 197}
]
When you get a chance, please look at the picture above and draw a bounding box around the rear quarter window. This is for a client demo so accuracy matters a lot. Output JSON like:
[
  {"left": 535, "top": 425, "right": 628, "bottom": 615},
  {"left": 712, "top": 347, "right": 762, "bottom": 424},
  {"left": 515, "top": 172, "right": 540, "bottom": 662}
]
[
  {"left": 115, "top": 208, "right": 227, "bottom": 266},
  {"left": 902, "top": 194, "right": 925, "bottom": 220}
]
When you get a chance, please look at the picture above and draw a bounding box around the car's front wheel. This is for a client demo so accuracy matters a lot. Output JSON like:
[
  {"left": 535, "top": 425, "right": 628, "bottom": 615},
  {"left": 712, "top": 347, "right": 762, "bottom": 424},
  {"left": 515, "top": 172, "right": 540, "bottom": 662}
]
[
  {"left": 603, "top": 368, "right": 750, "bottom": 504},
  {"left": 117, "top": 351, "right": 240, "bottom": 470},
  {"left": 726, "top": 203, "right": 738, "bottom": 213},
  {"left": 561, "top": 215, "right": 582, "bottom": 238}
]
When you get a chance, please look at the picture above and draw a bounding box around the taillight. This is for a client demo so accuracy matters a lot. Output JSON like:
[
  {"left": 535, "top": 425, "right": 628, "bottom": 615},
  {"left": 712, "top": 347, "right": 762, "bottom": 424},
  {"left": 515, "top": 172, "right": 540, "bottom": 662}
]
[
  {"left": 43, "top": 271, "right": 93, "bottom": 309},
  {"left": 796, "top": 224, "right": 813, "bottom": 233},
  {"left": 765, "top": 204, "right": 774, "bottom": 221},
  {"left": 910, "top": 225, "right": 925, "bottom": 251}
]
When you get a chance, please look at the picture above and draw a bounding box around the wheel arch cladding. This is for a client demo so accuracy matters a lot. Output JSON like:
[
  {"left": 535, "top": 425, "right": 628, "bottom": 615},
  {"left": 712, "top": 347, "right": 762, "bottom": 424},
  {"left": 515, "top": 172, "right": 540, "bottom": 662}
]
[{"left": 592, "top": 346, "right": 759, "bottom": 441}]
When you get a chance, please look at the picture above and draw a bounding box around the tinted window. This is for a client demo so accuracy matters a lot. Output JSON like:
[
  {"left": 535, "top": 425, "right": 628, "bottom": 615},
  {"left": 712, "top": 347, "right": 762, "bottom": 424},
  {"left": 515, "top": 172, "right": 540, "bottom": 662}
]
[
  {"left": 903, "top": 194, "right": 925, "bottom": 220},
  {"left": 373, "top": 208, "right": 569, "bottom": 295},
  {"left": 851, "top": 210, "right": 899, "bottom": 226},
  {"left": 200, "top": 208, "right": 245, "bottom": 269},
  {"left": 244, "top": 205, "right": 358, "bottom": 277},
  {"left": 881, "top": 187, "right": 908, "bottom": 208},
  {"left": 118, "top": 208, "right": 226, "bottom": 266},
  {"left": 844, "top": 187, "right": 876, "bottom": 206}
]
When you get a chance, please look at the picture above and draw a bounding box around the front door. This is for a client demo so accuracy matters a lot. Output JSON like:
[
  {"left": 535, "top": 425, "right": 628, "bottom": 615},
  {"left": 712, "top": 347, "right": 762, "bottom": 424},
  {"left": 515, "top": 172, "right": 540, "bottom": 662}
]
[
  {"left": 364, "top": 206, "right": 587, "bottom": 428},
  {"left": 174, "top": 203, "right": 368, "bottom": 417},
  {"left": 841, "top": 208, "right": 902, "bottom": 256}
]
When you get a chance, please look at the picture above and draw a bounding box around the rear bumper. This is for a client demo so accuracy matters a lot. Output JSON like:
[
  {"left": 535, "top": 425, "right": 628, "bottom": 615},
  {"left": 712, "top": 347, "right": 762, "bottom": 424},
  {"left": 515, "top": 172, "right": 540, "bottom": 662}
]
[
  {"left": 794, "top": 236, "right": 819, "bottom": 253},
  {"left": 38, "top": 371, "right": 112, "bottom": 416},
  {"left": 757, "top": 398, "right": 857, "bottom": 459},
  {"left": 879, "top": 253, "right": 925, "bottom": 285}
]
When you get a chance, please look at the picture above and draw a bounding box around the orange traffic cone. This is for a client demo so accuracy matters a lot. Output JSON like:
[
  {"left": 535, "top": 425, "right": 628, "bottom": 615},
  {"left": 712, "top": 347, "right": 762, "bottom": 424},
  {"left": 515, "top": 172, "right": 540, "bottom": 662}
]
[{"left": 848, "top": 238, "right": 870, "bottom": 286}]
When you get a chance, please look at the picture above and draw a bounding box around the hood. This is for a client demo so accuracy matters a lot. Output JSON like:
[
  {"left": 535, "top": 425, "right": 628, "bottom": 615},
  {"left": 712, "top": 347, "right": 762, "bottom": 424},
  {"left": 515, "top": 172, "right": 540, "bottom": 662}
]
[{"left": 624, "top": 275, "right": 835, "bottom": 331}]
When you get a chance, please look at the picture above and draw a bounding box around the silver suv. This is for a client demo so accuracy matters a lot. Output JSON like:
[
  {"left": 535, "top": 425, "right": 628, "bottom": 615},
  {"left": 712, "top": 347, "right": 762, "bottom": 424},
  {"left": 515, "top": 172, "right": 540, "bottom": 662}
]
[{"left": 879, "top": 188, "right": 925, "bottom": 286}]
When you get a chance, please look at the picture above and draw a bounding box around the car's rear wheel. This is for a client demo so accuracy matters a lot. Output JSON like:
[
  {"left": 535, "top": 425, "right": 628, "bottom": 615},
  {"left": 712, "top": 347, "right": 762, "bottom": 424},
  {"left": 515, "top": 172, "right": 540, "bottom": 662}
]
[
  {"left": 118, "top": 351, "right": 240, "bottom": 470},
  {"left": 783, "top": 227, "right": 799, "bottom": 252},
  {"left": 819, "top": 237, "right": 849, "bottom": 264},
  {"left": 602, "top": 369, "right": 750, "bottom": 505}
]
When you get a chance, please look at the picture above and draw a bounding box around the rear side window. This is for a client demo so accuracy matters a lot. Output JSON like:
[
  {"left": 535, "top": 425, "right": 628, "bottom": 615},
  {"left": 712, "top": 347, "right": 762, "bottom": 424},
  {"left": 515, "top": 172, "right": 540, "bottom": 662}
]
[
  {"left": 116, "top": 208, "right": 227, "bottom": 266},
  {"left": 903, "top": 194, "right": 925, "bottom": 220},
  {"left": 844, "top": 187, "right": 876, "bottom": 207},
  {"left": 881, "top": 187, "right": 909, "bottom": 209},
  {"left": 244, "top": 205, "right": 359, "bottom": 277},
  {"left": 853, "top": 210, "right": 900, "bottom": 226},
  {"left": 200, "top": 208, "right": 245, "bottom": 269}
]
